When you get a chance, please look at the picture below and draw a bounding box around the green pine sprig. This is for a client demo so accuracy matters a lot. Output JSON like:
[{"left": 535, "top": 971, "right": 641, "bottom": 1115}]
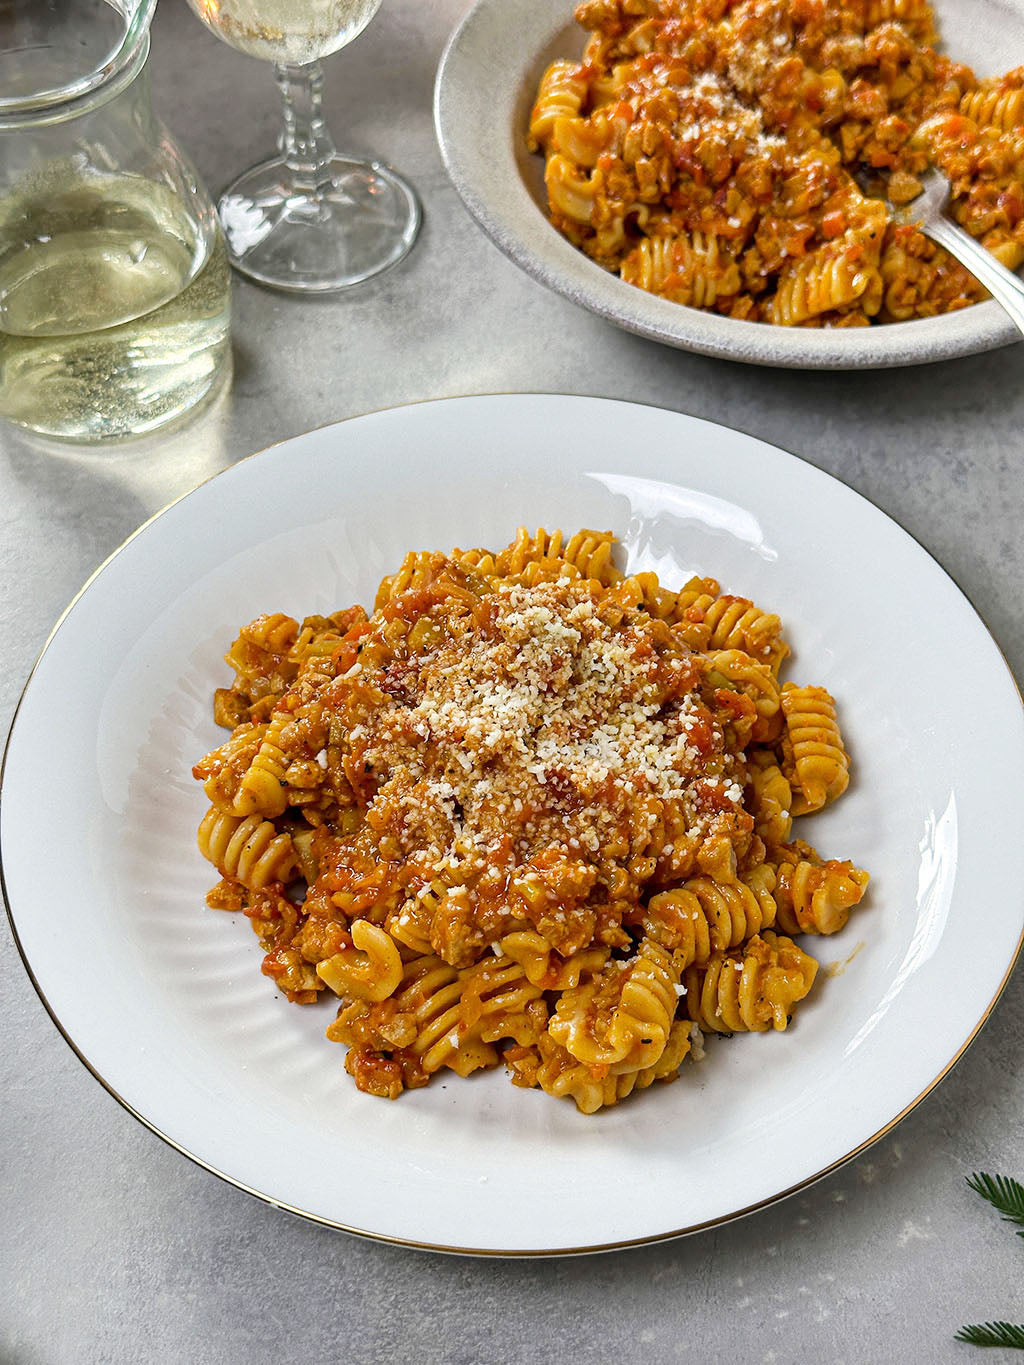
[
  {"left": 966, "top": 1173, "right": 1024, "bottom": 1236},
  {"left": 955, "top": 1322, "right": 1024, "bottom": 1350},
  {"left": 957, "top": 1173, "right": 1024, "bottom": 1350}
]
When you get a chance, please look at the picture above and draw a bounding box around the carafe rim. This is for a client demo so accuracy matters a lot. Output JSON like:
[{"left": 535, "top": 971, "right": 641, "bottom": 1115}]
[{"left": 0, "top": 0, "right": 158, "bottom": 127}]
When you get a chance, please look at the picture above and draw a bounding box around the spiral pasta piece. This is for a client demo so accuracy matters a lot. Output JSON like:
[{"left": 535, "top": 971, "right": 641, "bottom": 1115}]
[
  {"left": 331, "top": 955, "right": 459, "bottom": 1047},
  {"left": 960, "top": 85, "right": 1024, "bottom": 132},
  {"left": 644, "top": 874, "right": 776, "bottom": 968},
  {"left": 707, "top": 648, "right": 783, "bottom": 743},
  {"left": 329, "top": 955, "right": 545, "bottom": 1087},
  {"left": 676, "top": 576, "right": 721, "bottom": 614},
  {"left": 415, "top": 959, "right": 543, "bottom": 1075},
  {"left": 197, "top": 807, "right": 297, "bottom": 890},
  {"left": 862, "top": 0, "right": 935, "bottom": 40},
  {"left": 621, "top": 232, "right": 741, "bottom": 307},
  {"left": 772, "top": 852, "right": 870, "bottom": 935},
  {"left": 563, "top": 529, "right": 621, "bottom": 584},
  {"left": 528, "top": 60, "right": 588, "bottom": 149},
  {"left": 510, "top": 1019, "right": 694, "bottom": 1113},
  {"left": 548, "top": 937, "right": 679, "bottom": 1070},
  {"left": 232, "top": 709, "right": 294, "bottom": 818},
  {"left": 223, "top": 612, "right": 299, "bottom": 677},
  {"left": 546, "top": 151, "right": 600, "bottom": 225},
  {"left": 663, "top": 575, "right": 721, "bottom": 649},
  {"left": 193, "top": 723, "right": 263, "bottom": 812},
  {"left": 780, "top": 682, "right": 851, "bottom": 815},
  {"left": 374, "top": 551, "right": 443, "bottom": 607},
  {"left": 684, "top": 931, "right": 819, "bottom": 1034},
  {"left": 553, "top": 106, "right": 630, "bottom": 168},
  {"left": 770, "top": 246, "right": 882, "bottom": 326},
  {"left": 700, "top": 595, "right": 788, "bottom": 671},
  {"left": 491, "top": 526, "right": 620, "bottom": 585}
]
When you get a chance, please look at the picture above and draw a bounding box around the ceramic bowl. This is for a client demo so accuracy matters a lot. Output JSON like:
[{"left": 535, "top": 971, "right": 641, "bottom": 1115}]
[{"left": 434, "top": 0, "right": 1024, "bottom": 369}]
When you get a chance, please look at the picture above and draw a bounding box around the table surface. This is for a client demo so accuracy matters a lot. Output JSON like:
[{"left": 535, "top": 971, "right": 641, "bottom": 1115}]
[{"left": 3, "top": 2, "right": 1023, "bottom": 1361}]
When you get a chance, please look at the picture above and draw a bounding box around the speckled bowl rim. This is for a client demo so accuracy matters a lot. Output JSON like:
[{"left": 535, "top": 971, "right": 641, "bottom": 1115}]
[{"left": 433, "top": 0, "right": 1023, "bottom": 370}]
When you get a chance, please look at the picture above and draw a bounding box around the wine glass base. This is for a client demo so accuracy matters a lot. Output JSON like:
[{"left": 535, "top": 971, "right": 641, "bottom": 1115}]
[{"left": 217, "top": 154, "right": 421, "bottom": 292}]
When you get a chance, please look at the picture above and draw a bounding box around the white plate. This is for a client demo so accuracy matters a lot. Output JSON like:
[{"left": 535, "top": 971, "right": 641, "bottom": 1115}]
[
  {"left": 434, "top": 0, "right": 1024, "bottom": 370},
  {"left": 3, "top": 395, "right": 1022, "bottom": 1254}
]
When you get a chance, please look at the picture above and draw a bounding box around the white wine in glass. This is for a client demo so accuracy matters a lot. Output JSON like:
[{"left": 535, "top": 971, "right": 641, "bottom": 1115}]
[{"left": 185, "top": 0, "right": 420, "bottom": 291}]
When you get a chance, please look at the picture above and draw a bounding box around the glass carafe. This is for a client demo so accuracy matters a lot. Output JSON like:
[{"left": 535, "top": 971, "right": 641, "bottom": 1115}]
[{"left": 0, "top": 0, "right": 231, "bottom": 440}]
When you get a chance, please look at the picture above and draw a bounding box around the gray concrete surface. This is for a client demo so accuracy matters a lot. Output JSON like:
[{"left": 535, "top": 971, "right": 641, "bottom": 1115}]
[{"left": 1, "top": 1, "right": 1022, "bottom": 1362}]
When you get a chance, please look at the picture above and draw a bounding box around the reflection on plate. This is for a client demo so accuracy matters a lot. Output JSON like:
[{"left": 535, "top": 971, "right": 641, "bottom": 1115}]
[
  {"left": 434, "top": 0, "right": 1024, "bottom": 370},
  {"left": 3, "top": 395, "right": 1022, "bottom": 1253}
]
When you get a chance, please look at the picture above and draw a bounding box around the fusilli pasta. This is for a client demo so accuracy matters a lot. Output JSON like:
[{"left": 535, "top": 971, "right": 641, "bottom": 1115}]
[
  {"left": 193, "top": 528, "right": 869, "bottom": 1111},
  {"left": 529, "top": 0, "right": 1024, "bottom": 327}
]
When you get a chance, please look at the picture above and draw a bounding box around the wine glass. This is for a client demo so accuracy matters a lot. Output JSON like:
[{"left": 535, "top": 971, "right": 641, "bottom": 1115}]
[{"left": 183, "top": 0, "right": 420, "bottom": 292}]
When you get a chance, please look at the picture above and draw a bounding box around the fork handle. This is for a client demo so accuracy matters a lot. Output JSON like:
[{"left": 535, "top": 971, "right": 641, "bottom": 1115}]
[{"left": 925, "top": 215, "right": 1024, "bottom": 338}]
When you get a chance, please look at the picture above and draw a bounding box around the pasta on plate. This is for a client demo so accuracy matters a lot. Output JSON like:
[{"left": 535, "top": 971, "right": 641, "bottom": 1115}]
[
  {"left": 528, "top": 0, "right": 1024, "bottom": 326},
  {"left": 193, "top": 529, "right": 869, "bottom": 1113}
]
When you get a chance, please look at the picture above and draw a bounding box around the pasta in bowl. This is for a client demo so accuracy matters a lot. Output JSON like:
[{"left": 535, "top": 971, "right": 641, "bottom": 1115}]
[
  {"left": 434, "top": 0, "right": 1024, "bottom": 365},
  {"left": 528, "top": 0, "right": 1024, "bottom": 329},
  {"left": 193, "top": 528, "right": 868, "bottom": 1114}
]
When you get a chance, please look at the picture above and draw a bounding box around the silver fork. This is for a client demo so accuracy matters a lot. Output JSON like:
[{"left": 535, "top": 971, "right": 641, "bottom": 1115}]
[{"left": 893, "top": 167, "right": 1024, "bottom": 335}]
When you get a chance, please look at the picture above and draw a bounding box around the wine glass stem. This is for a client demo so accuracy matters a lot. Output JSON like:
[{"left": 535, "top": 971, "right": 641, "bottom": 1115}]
[{"left": 274, "top": 61, "right": 338, "bottom": 206}]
